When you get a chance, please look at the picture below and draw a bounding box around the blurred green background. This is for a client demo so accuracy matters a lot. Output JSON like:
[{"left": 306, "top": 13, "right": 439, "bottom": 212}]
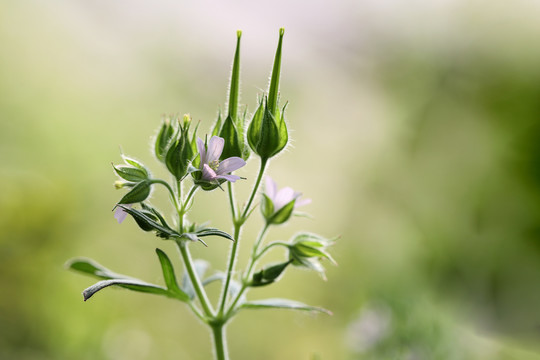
[{"left": 3, "top": 0, "right": 540, "bottom": 359}]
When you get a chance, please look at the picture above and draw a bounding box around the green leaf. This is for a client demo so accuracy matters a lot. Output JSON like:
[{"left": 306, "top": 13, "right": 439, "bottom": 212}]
[
  {"left": 113, "top": 165, "right": 148, "bottom": 182},
  {"left": 82, "top": 278, "right": 170, "bottom": 301},
  {"left": 66, "top": 258, "right": 126, "bottom": 280},
  {"left": 195, "top": 227, "right": 234, "bottom": 241},
  {"left": 118, "top": 205, "right": 180, "bottom": 239},
  {"left": 241, "top": 298, "right": 331, "bottom": 315},
  {"left": 117, "top": 180, "right": 151, "bottom": 204},
  {"left": 155, "top": 249, "right": 189, "bottom": 301},
  {"left": 68, "top": 258, "right": 186, "bottom": 302}
]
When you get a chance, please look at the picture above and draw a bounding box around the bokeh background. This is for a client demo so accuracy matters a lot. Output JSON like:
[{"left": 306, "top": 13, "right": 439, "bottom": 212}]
[{"left": 3, "top": 0, "right": 540, "bottom": 359}]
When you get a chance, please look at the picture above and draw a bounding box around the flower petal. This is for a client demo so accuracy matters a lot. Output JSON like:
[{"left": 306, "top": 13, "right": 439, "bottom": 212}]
[
  {"left": 295, "top": 198, "right": 312, "bottom": 207},
  {"left": 196, "top": 138, "right": 206, "bottom": 164},
  {"left": 216, "top": 174, "right": 241, "bottom": 182},
  {"left": 274, "top": 187, "right": 295, "bottom": 210},
  {"left": 201, "top": 164, "right": 217, "bottom": 181},
  {"left": 265, "top": 176, "right": 277, "bottom": 201},
  {"left": 114, "top": 204, "right": 132, "bottom": 224},
  {"left": 216, "top": 157, "right": 246, "bottom": 175},
  {"left": 206, "top": 136, "right": 224, "bottom": 163}
]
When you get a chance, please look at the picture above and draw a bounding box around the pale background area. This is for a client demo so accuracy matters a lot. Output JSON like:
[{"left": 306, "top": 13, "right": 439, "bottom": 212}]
[{"left": 2, "top": 0, "right": 540, "bottom": 359}]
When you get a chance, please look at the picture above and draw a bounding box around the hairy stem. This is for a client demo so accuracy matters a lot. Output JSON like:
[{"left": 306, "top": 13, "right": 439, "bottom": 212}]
[
  {"left": 177, "top": 241, "right": 215, "bottom": 317},
  {"left": 218, "top": 159, "right": 268, "bottom": 316},
  {"left": 211, "top": 324, "right": 228, "bottom": 360}
]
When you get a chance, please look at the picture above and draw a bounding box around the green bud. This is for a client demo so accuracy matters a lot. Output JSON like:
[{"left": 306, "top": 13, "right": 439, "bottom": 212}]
[
  {"left": 154, "top": 118, "right": 174, "bottom": 162},
  {"left": 247, "top": 28, "right": 288, "bottom": 160},
  {"left": 288, "top": 233, "right": 336, "bottom": 280},
  {"left": 166, "top": 115, "right": 194, "bottom": 181},
  {"left": 219, "top": 115, "right": 242, "bottom": 159},
  {"left": 117, "top": 180, "right": 151, "bottom": 204},
  {"left": 251, "top": 260, "right": 291, "bottom": 287},
  {"left": 247, "top": 100, "right": 276, "bottom": 157},
  {"left": 213, "top": 31, "right": 250, "bottom": 160}
]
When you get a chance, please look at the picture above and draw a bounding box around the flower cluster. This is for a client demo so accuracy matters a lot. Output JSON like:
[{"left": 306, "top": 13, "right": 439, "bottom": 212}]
[{"left": 68, "top": 28, "right": 336, "bottom": 360}]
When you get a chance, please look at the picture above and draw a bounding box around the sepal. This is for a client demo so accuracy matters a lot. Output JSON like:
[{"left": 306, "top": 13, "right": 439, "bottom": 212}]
[
  {"left": 117, "top": 180, "right": 151, "bottom": 204},
  {"left": 154, "top": 118, "right": 175, "bottom": 162},
  {"left": 166, "top": 115, "right": 195, "bottom": 181},
  {"left": 250, "top": 260, "right": 291, "bottom": 287}
]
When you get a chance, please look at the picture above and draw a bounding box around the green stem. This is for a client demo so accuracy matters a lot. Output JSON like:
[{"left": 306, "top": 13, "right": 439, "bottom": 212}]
[
  {"left": 243, "top": 224, "right": 270, "bottom": 281},
  {"left": 218, "top": 159, "right": 268, "bottom": 316},
  {"left": 176, "top": 180, "right": 184, "bottom": 231},
  {"left": 225, "top": 225, "right": 271, "bottom": 318},
  {"left": 255, "top": 241, "right": 289, "bottom": 261},
  {"left": 151, "top": 179, "right": 180, "bottom": 211},
  {"left": 188, "top": 301, "right": 207, "bottom": 323},
  {"left": 211, "top": 324, "right": 228, "bottom": 360},
  {"left": 240, "top": 158, "right": 268, "bottom": 221},
  {"left": 227, "top": 182, "right": 237, "bottom": 222},
  {"left": 182, "top": 185, "right": 199, "bottom": 213},
  {"left": 176, "top": 241, "right": 215, "bottom": 317}
]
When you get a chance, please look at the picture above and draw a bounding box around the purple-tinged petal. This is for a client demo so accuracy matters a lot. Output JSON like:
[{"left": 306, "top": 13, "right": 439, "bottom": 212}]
[
  {"left": 216, "top": 174, "right": 241, "bottom": 182},
  {"left": 114, "top": 204, "right": 132, "bottom": 224},
  {"left": 201, "top": 164, "right": 217, "bottom": 181},
  {"left": 265, "top": 176, "right": 277, "bottom": 201},
  {"left": 295, "top": 198, "right": 312, "bottom": 207},
  {"left": 196, "top": 138, "right": 206, "bottom": 164},
  {"left": 206, "top": 136, "right": 224, "bottom": 163},
  {"left": 274, "top": 187, "right": 296, "bottom": 210},
  {"left": 216, "top": 157, "right": 246, "bottom": 175}
]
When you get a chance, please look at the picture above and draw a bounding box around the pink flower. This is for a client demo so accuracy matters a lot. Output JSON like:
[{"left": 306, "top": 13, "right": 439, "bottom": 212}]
[
  {"left": 265, "top": 176, "right": 311, "bottom": 212},
  {"left": 114, "top": 204, "right": 132, "bottom": 224},
  {"left": 197, "top": 136, "right": 246, "bottom": 183}
]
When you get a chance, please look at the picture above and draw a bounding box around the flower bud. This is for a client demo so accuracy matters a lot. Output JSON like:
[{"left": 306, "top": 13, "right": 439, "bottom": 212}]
[
  {"left": 247, "top": 29, "right": 288, "bottom": 160},
  {"left": 154, "top": 117, "right": 175, "bottom": 163},
  {"left": 213, "top": 31, "right": 250, "bottom": 161},
  {"left": 261, "top": 176, "right": 310, "bottom": 225},
  {"left": 288, "top": 233, "right": 336, "bottom": 280},
  {"left": 166, "top": 115, "right": 194, "bottom": 181}
]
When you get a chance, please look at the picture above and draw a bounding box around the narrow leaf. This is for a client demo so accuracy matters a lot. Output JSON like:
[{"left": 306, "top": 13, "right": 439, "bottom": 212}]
[
  {"left": 66, "top": 258, "right": 126, "bottom": 280},
  {"left": 155, "top": 249, "right": 189, "bottom": 301},
  {"left": 82, "top": 278, "right": 170, "bottom": 301},
  {"left": 195, "top": 228, "right": 234, "bottom": 241},
  {"left": 241, "top": 298, "right": 331, "bottom": 315}
]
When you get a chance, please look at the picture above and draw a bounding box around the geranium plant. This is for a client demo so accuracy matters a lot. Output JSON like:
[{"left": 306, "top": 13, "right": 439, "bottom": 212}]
[{"left": 67, "top": 28, "right": 336, "bottom": 360}]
